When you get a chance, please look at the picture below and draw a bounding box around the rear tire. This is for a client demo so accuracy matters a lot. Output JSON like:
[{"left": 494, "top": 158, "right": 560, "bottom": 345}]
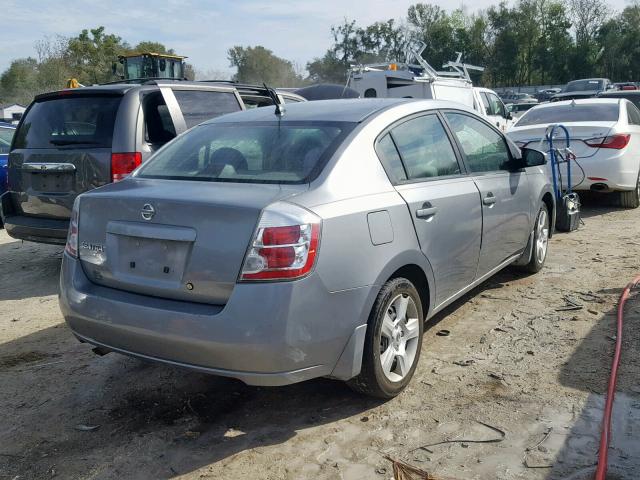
[
  {"left": 617, "top": 174, "right": 640, "bottom": 209},
  {"left": 520, "top": 204, "right": 549, "bottom": 274},
  {"left": 348, "top": 277, "right": 423, "bottom": 399}
]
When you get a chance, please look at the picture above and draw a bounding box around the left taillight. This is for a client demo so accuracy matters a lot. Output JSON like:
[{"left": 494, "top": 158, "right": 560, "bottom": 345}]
[
  {"left": 240, "top": 202, "right": 321, "bottom": 282},
  {"left": 65, "top": 197, "right": 80, "bottom": 258},
  {"left": 585, "top": 134, "right": 630, "bottom": 150},
  {"left": 111, "top": 152, "right": 142, "bottom": 182}
]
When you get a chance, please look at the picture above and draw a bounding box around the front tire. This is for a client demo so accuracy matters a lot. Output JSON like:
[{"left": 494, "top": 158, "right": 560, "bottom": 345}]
[
  {"left": 521, "top": 204, "right": 549, "bottom": 274},
  {"left": 617, "top": 173, "right": 640, "bottom": 208},
  {"left": 348, "top": 277, "right": 423, "bottom": 399}
]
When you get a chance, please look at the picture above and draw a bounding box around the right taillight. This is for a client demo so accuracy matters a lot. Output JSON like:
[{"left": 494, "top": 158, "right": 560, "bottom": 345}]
[
  {"left": 240, "top": 202, "right": 321, "bottom": 282},
  {"left": 65, "top": 197, "right": 80, "bottom": 258},
  {"left": 585, "top": 134, "right": 630, "bottom": 150},
  {"left": 111, "top": 152, "right": 142, "bottom": 182}
]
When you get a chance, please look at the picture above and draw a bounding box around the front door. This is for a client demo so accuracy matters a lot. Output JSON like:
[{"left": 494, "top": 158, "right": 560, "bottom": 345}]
[
  {"left": 377, "top": 113, "right": 483, "bottom": 306},
  {"left": 443, "top": 111, "right": 532, "bottom": 278}
]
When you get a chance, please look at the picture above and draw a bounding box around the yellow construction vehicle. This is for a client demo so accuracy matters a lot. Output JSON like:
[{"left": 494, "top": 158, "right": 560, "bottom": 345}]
[{"left": 112, "top": 52, "right": 187, "bottom": 81}]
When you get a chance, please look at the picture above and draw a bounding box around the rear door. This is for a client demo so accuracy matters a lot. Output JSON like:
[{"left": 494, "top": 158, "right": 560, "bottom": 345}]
[
  {"left": 377, "top": 113, "right": 482, "bottom": 306},
  {"left": 443, "top": 111, "right": 531, "bottom": 278},
  {"left": 8, "top": 93, "right": 121, "bottom": 219}
]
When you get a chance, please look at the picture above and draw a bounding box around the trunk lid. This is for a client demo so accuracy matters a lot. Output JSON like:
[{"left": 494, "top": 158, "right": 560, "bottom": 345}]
[
  {"left": 78, "top": 178, "right": 306, "bottom": 305},
  {"left": 508, "top": 123, "right": 616, "bottom": 158}
]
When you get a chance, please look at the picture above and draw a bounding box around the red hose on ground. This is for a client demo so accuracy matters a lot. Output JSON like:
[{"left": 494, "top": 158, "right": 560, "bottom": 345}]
[{"left": 594, "top": 274, "right": 640, "bottom": 480}]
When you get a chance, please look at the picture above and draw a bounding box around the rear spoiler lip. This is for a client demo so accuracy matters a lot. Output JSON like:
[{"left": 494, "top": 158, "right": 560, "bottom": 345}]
[{"left": 34, "top": 89, "right": 127, "bottom": 102}]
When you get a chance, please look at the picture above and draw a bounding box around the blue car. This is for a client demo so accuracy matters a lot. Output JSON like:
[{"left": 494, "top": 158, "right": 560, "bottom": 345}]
[{"left": 0, "top": 122, "right": 16, "bottom": 226}]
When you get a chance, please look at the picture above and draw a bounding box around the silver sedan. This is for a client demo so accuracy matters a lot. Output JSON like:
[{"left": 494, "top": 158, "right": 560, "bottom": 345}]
[{"left": 59, "top": 98, "right": 554, "bottom": 398}]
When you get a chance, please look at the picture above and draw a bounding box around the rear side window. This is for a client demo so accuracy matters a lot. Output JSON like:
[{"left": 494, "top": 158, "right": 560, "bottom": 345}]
[
  {"left": 390, "top": 115, "right": 461, "bottom": 179},
  {"left": 137, "top": 121, "right": 352, "bottom": 184},
  {"left": 13, "top": 95, "right": 121, "bottom": 149},
  {"left": 376, "top": 133, "right": 407, "bottom": 182},
  {"left": 173, "top": 90, "right": 241, "bottom": 128},
  {"left": 627, "top": 102, "right": 640, "bottom": 125},
  {"left": 516, "top": 103, "right": 619, "bottom": 126},
  {"left": 0, "top": 128, "right": 14, "bottom": 154}
]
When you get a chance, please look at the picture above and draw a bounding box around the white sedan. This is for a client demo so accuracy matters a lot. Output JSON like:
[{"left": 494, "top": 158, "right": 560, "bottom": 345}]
[{"left": 507, "top": 98, "right": 640, "bottom": 207}]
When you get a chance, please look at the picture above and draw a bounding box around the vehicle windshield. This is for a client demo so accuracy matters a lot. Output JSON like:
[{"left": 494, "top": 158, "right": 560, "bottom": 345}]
[
  {"left": 515, "top": 103, "right": 619, "bottom": 127},
  {"left": 565, "top": 79, "right": 604, "bottom": 92},
  {"left": 0, "top": 127, "right": 14, "bottom": 154},
  {"left": 136, "top": 121, "right": 354, "bottom": 184},
  {"left": 13, "top": 95, "right": 122, "bottom": 149}
]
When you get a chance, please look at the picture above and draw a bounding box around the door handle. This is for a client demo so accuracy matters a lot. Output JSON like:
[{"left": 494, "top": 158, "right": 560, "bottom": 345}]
[
  {"left": 416, "top": 203, "right": 438, "bottom": 219},
  {"left": 482, "top": 194, "right": 496, "bottom": 206}
]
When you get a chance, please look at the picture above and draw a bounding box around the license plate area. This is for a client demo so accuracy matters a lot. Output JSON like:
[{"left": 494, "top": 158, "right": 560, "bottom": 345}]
[
  {"left": 29, "top": 172, "right": 74, "bottom": 193},
  {"left": 109, "top": 234, "right": 191, "bottom": 285}
]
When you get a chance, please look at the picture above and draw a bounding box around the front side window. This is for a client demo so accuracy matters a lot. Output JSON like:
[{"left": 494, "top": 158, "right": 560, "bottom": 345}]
[
  {"left": 137, "top": 121, "right": 352, "bottom": 184},
  {"left": 479, "top": 93, "right": 491, "bottom": 115},
  {"left": 173, "top": 90, "right": 242, "bottom": 129},
  {"left": 488, "top": 93, "right": 506, "bottom": 117},
  {"left": 445, "top": 112, "right": 510, "bottom": 173},
  {"left": 390, "top": 114, "right": 461, "bottom": 180}
]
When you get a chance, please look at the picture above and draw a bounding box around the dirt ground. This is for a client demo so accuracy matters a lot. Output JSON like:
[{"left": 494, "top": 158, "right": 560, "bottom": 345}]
[{"left": 1, "top": 196, "right": 640, "bottom": 480}]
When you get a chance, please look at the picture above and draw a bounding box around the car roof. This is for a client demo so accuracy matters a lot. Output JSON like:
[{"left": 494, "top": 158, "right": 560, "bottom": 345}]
[
  {"left": 206, "top": 98, "right": 414, "bottom": 124},
  {"left": 35, "top": 84, "right": 137, "bottom": 101}
]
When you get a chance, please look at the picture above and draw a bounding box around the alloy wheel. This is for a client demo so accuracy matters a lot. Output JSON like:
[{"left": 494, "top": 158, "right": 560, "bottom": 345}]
[{"left": 379, "top": 294, "right": 420, "bottom": 382}]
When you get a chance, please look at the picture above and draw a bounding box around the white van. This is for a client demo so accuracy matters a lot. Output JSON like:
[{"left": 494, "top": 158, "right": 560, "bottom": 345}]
[
  {"left": 348, "top": 45, "right": 513, "bottom": 129},
  {"left": 472, "top": 87, "right": 514, "bottom": 132}
]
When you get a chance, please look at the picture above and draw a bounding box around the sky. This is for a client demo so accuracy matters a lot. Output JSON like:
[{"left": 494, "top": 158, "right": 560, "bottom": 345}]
[{"left": 0, "top": 0, "right": 633, "bottom": 76}]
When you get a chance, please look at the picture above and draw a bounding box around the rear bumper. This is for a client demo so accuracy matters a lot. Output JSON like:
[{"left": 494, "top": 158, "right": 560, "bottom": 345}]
[
  {"left": 59, "top": 253, "right": 374, "bottom": 386},
  {"left": 0, "top": 192, "right": 69, "bottom": 244},
  {"left": 570, "top": 152, "right": 638, "bottom": 191}
]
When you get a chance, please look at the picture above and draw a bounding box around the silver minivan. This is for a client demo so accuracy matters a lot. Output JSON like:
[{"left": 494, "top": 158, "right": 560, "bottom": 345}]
[{"left": 59, "top": 99, "right": 555, "bottom": 398}]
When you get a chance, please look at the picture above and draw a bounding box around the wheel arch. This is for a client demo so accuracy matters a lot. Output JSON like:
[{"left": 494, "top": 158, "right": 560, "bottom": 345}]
[{"left": 541, "top": 190, "right": 555, "bottom": 237}]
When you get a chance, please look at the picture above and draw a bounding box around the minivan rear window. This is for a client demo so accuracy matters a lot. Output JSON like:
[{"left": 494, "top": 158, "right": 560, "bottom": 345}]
[
  {"left": 13, "top": 95, "right": 121, "bottom": 149},
  {"left": 516, "top": 103, "right": 619, "bottom": 127},
  {"left": 137, "top": 122, "right": 353, "bottom": 184}
]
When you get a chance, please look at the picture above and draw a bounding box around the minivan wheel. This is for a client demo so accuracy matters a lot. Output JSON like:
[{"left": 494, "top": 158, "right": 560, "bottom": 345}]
[
  {"left": 521, "top": 204, "right": 549, "bottom": 274},
  {"left": 348, "top": 277, "right": 423, "bottom": 399},
  {"left": 617, "top": 173, "right": 640, "bottom": 208}
]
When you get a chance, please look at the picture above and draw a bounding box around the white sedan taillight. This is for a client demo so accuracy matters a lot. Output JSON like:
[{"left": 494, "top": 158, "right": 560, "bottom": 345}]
[
  {"left": 65, "top": 197, "right": 80, "bottom": 258},
  {"left": 240, "top": 202, "right": 321, "bottom": 281}
]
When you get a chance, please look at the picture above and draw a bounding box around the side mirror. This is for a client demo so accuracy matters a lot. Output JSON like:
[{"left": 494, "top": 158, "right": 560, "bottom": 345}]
[{"left": 522, "top": 147, "right": 546, "bottom": 167}]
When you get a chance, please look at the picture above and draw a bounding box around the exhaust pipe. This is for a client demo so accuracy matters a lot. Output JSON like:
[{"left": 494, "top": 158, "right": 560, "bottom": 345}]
[
  {"left": 591, "top": 183, "right": 608, "bottom": 191},
  {"left": 92, "top": 346, "right": 112, "bottom": 356}
]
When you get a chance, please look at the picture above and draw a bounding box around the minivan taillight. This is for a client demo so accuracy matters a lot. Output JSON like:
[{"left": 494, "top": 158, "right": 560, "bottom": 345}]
[
  {"left": 65, "top": 198, "right": 80, "bottom": 258},
  {"left": 240, "top": 202, "right": 321, "bottom": 281},
  {"left": 111, "top": 152, "right": 142, "bottom": 182},
  {"left": 585, "top": 134, "right": 630, "bottom": 150}
]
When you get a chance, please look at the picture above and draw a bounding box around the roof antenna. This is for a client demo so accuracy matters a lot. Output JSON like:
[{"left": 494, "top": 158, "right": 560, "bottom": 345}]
[{"left": 263, "top": 83, "right": 285, "bottom": 116}]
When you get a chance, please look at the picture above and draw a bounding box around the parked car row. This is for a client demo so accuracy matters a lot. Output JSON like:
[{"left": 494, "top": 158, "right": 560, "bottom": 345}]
[{"left": 5, "top": 76, "right": 635, "bottom": 399}]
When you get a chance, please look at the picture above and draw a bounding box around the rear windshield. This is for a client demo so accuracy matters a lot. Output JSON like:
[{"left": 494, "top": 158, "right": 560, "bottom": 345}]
[
  {"left": 565, "top": 79, "right": 604, "bottom": 92},
  {"left": 516, "top": 103, "right": 619, "bottom": 127},
  {"left": 13, "top": 95, "right": 121, "bottom": 149},
  {"left": 0, "top": 127, "right": 14, "bottom": 154},
  {"left": 136, "top": 121, "right": 353, "bottom": 184}
]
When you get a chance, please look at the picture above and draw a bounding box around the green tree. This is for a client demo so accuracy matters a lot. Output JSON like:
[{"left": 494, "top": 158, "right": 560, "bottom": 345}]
[
  {"left": 0, "top": 58, "right": 40, "bottom": 105},
  {"left": 66, "top": 26, "right": 129, "bottom": 84},
  {"left": 132, "top": 41, "right": 175, "bottom": 55},
  {"left": 228, "top": 45, "right": 303, "bottom": 87}
]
